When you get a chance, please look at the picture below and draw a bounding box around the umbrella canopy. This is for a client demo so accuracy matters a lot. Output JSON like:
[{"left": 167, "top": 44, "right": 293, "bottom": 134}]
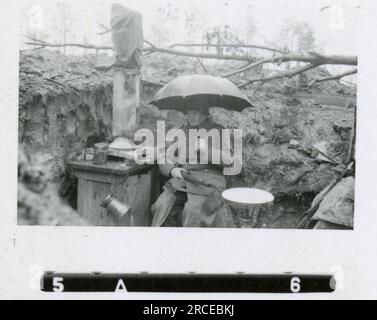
[{"left": 149, "top": 74, "right": 253, "bottom": 112}]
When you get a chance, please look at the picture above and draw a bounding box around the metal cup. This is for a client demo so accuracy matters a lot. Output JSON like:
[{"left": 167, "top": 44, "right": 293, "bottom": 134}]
[{"left": 101, "top": 195, "right": 130, "bottom": 219}]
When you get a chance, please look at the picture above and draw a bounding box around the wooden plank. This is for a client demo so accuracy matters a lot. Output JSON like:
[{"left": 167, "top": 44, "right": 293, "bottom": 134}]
[
  {"left": 129, "top": 173, "right": 151, "bottom": 226},
  {"left": 111, "top": 178, "right": 132, "bottom": 226},
  {"left": 69, "top": 160, "right": 154, "bottom": 176},
  {"left": 76, "top": 178, "right": 86, "bottom": 218},
  {"left": 89, "top": 180, "right": 116, "bottom": 226},
  {"left": 75, "top": 171, "right": 154, "bottom": 226},
  {"left": 110, "top": 173, "right": 151, "bottom": 226},
  {"left": 73, "top": 170, "right": 126, "bottom": 184}
]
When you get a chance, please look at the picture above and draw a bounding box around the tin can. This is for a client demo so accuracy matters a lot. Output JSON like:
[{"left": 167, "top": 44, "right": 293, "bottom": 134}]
[
  {"left": 84, "top": 147, "right": 94, "bottom": 161},
  {"left": 92, "top": 142, "right": 108, "bottom": 165}
]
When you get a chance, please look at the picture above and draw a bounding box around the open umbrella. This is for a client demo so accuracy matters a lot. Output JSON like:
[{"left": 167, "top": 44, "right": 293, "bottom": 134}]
[{"left": 149, "top": 74, "right": 253, "bottom": 112}]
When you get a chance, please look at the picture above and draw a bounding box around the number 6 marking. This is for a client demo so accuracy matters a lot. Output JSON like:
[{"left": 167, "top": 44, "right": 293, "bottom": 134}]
[
  {"left": 53, "top": 277, "right": 64, "bottom": 292},
  {"left": 290, "top": 277, "right": 301, "bottom": 293}
]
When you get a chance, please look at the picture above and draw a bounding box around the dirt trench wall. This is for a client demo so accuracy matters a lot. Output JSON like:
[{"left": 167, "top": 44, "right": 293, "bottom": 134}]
[
  {"left": 19, "top": 85, "right": 112, "bottom": 198},
  {"left": 20, "top": 85, "right": 112, "bottom": 157},
  {"left": 19, "top": 82, "right": 162, "bottom": 164},
  {"left": 209, "top": 102, "right": 353, "bottom": 195},
  {"left": 19, "top": 82, "right": 353, "bottom": 200}
]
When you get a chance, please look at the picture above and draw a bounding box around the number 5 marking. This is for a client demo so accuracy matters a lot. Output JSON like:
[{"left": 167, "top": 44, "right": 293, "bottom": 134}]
[
  {"left": 290, "top": 277, "right": 301, "bottom": 293},
  {"left": 53, "top": 277, "right": 64, "bottom": 292}
]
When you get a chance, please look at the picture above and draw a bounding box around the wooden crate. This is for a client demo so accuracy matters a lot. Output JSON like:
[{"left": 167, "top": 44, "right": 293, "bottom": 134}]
[{"left": 69, "top": 161, "right": 158, "bottom": 226}]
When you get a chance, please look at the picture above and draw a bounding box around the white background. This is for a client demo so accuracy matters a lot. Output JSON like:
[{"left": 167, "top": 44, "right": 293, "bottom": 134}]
[{"left": 1, "top": 0, "right": 376, "bottom": 299}]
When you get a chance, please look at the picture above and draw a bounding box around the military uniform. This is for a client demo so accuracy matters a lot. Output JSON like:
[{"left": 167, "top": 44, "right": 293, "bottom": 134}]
[{"left": 151, "top": 118, "right": 236, "bottom": 228}]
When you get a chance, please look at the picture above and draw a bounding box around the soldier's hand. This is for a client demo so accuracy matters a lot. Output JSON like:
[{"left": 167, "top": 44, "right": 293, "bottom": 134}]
[{"left": 171, "top": 167, "right": 187, "bottom": 180}]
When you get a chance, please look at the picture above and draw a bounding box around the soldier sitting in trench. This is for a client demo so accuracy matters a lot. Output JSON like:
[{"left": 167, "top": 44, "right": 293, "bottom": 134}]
[{"left": 151, "top": 105, "right": 239, "bottom": 228}]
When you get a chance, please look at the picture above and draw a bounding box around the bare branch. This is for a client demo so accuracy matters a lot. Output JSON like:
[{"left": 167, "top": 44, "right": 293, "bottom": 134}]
[
  {"left": 237, "top": 63, "right": 320, "bottom": 88},
  {"left": 25, "top": 41, "right": 112, "bottom": 50},
  {"left": 97, "top": 22, "right": 111, "bottom": 35},
  {"left": 25, "top": 38, "right": 257, "bottom": 62},
  {"left": 286, "top": 63, "right": 320, "bottom": 77},
  {"left": 223, "top": 51, "right": 357, "bottom": 82},
  {"left": 24, "top": 35, "right": 113, "bottom": 50},
  {"left": 169, "top": 43, "right": 285, "bottom": 53},
  {"left": 25, "top": 36, "right": 156, "bottom": 52},
  {"left": 143, "top": 45, "right": 257, "bottom": 62},
  {"left": 268, "top": 53, "right": 357, "bottom": 65},
  {"left": 23, "top": 36, "right": 358, "bottom": 82},
  {"left": 225, "top": 53, "right": 357, "bottom": 78},
  {"left": 20, "top": 46, "right": 45, "bottom": 52},
  {"left": 196, "top": 58, "right": 208, "bottom": 73},
  {"left": 222, "top": 57, "right": 274, "bottom": 77},
  {"left": 308, "top": 68, "right": 358, "bottom": 88},
  {"left": 24, "top": 36, "right": 46, "bottom": 44}
]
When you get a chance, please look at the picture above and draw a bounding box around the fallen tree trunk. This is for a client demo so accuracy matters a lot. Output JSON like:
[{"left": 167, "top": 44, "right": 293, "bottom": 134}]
[
  {"left": 308, "top": 68, "right": 358, "bottom": 88},
  {"left": 143, "top": 45, "right": 258, "bottom": 61},
  {"left": 24, "top": 36, "right": 261, "bottom": 62},
  {"left": 24, "top": 36, "right": 357, "bottom": 66},
  {"left": 169, "top": 43, "right": 284, "bottom": 53},
  {"left": 226, "top": 53, "right": 357, "bottom": 77}
]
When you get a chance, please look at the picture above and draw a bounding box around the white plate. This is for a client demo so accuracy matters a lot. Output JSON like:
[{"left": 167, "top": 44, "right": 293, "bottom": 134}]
[{"left": 222, "top": 188, "right": 274, "bottom": 205}]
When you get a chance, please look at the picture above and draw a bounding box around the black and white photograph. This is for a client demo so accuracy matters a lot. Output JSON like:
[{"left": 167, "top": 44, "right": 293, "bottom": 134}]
[
  {"left": 17, "top": 0, "right": 357, "bottom": 230},
  {"left": 3, "top": 0, "right": 377, "bottom": 301}
]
